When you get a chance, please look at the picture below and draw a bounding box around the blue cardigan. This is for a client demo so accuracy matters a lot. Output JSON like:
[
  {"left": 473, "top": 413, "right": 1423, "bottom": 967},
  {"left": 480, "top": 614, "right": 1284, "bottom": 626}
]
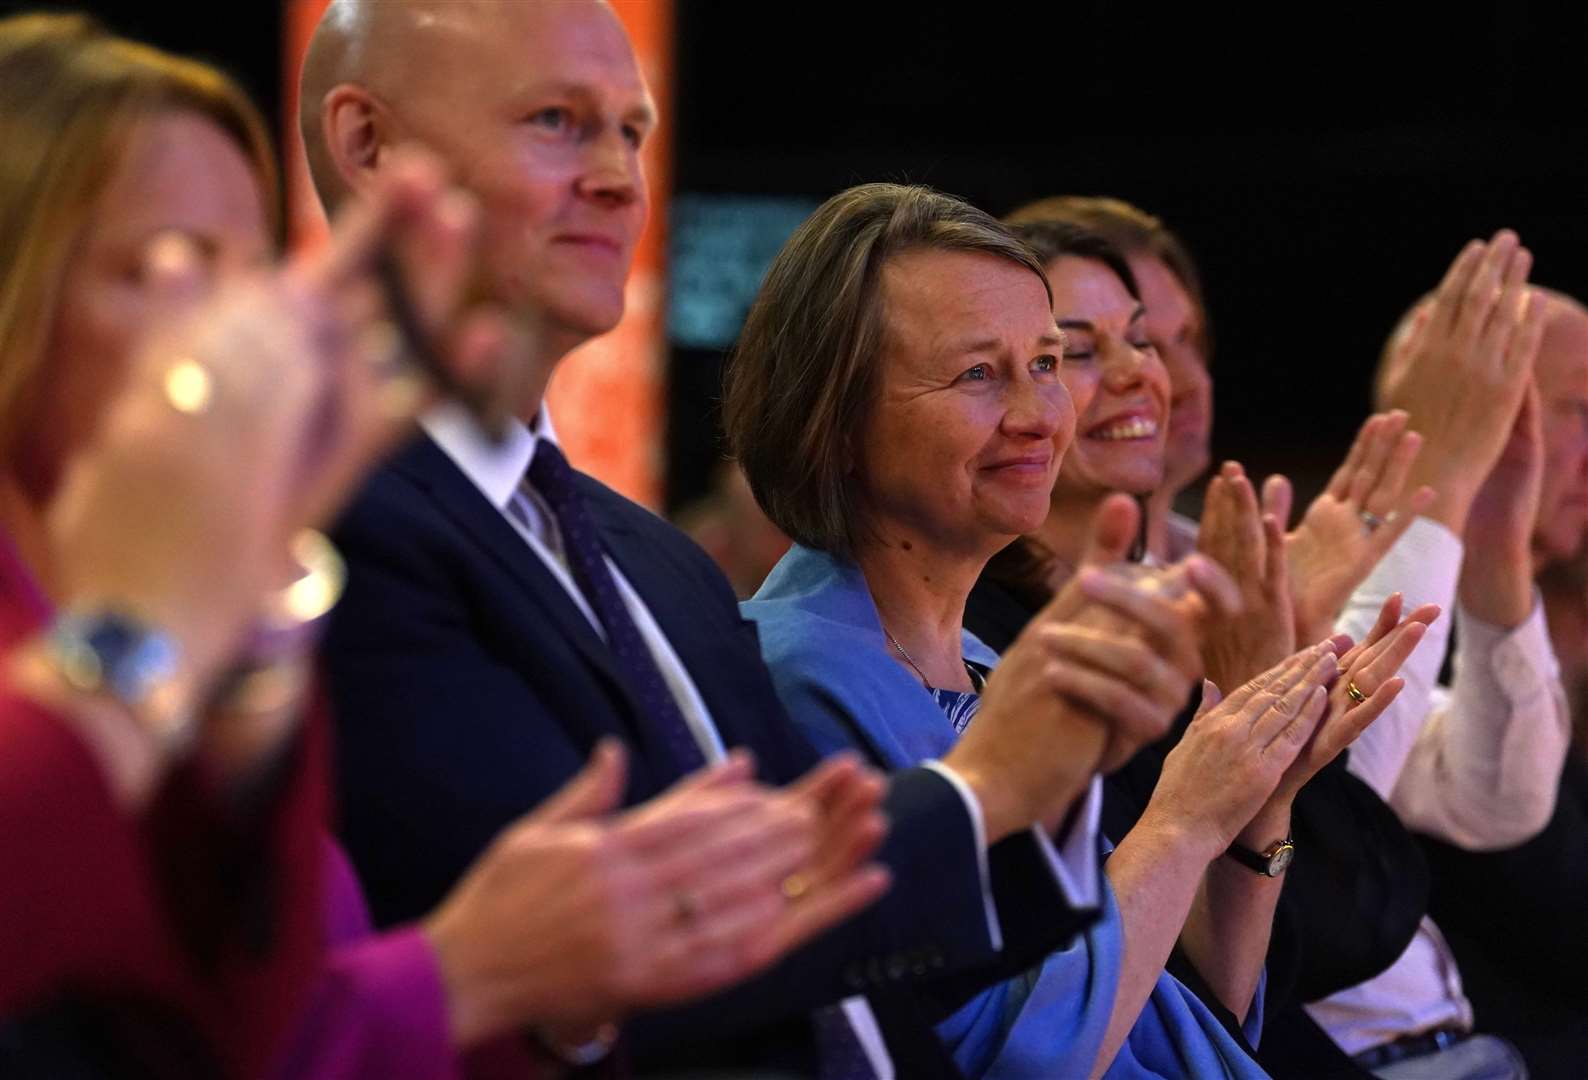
[{"left": 743, "top": 544, "right": 1270, "bottom": 1079}]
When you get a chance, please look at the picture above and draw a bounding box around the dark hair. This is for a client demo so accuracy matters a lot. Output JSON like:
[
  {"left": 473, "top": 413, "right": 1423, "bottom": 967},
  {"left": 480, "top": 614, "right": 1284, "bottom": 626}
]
[
  {"left": 1006, "top": 195, "right": 1211, "bottom": 355},
  {"left": 723, "top": 182, "right": 1050, "bottom": 557},
  {"left": 1008, "top": 219, "right": 1141, "bottom": 301}
]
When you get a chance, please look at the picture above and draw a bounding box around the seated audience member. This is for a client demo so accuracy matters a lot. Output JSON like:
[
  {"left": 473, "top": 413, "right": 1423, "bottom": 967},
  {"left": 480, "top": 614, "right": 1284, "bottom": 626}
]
[
  {"left": 1302, "top": 242, "right": 1564, "bottom": 1080},
  {"left": 989, "top": 210, "right": 1560, "bottom": 1080},
  {"left": 1384, "top": 291, "right": 1588, "bottom": 1079},
  {"left": 0, "top": 14, "right": 888, "bottom": 1079},
  {"left": 1002, "top": 197, "right": 1215, "bottom": 565},
  {"left": 725, "top": 181, "right": 1426, "bottom": 1078},
  {"left": 993, "top": 203, "right": 1502, "bottom": 1078},
  {"left": 304, "top": 3, "right": 1152, "bottom": 1074}
]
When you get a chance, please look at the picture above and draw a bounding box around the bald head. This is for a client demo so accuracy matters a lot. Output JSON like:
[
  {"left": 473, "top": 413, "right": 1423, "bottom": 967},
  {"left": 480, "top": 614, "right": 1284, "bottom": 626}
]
[
  {"left": 299, "top": 0, "right": 653, "bottom": 382},
  {"left": 303, "top": 0, "right": 502, "bottom": 208},
  {"left": 299, "top": 0, "right": 642, "bottom": 207}
]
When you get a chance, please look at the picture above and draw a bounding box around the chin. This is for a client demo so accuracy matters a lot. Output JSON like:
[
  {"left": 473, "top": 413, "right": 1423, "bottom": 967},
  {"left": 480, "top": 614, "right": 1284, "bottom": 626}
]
[{"left": 537, "top": 283, "right": 628, "bottom": 341}]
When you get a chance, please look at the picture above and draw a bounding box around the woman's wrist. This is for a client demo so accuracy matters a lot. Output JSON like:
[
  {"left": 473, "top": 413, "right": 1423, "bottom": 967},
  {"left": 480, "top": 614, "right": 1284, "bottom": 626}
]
[
  {"left": 7, "top": 636, "right": 171, "bottom": 807},
  {"left": 1234, "top": 799, "right": 1293, "bottom": 853}
]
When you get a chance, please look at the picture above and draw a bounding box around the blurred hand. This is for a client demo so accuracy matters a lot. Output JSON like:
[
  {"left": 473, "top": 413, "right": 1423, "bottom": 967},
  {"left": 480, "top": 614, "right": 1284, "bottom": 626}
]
[
  {"left": 46, "top": 148, "right": 510, "bottom": 712},
  {"left": 1278, "top": 411, "right": 1436, "bottom": 643},
  {"left": 1460, "top": 383, "right": 1545, "bottom": 626},
  {"left": 424, "top": 742, "right": 891, "bottom": 1048},
  {"left": 1380, "top": 231, "right": 1547, "bottom": 532}
]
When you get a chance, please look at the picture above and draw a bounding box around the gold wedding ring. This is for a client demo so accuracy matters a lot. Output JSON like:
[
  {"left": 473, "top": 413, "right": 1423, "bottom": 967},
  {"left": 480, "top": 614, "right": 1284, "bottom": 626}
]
[
  {"left": 1345, "top": 681, "right": 1367, "bottom": 704},
  {"left": 780, "top": 872, "right": 812, "bottom": 903}
]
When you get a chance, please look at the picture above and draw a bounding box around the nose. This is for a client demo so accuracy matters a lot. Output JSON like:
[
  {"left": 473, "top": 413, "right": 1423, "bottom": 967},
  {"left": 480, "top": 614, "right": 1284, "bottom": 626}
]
[
  {"left": 1003, "top": 373, "right": 1076, "bottom": 448},
  {"left": 1100, "top": 339, "right": 1148, "bottom": 392},
  {"left": 574, "top": 127, "right": 643, "bottom": 210}
]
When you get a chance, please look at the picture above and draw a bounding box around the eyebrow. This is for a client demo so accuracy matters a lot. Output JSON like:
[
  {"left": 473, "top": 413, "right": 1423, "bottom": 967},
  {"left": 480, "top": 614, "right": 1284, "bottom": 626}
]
[
  {"left": 946, "top": 331, "right": 1066, "bottom": 355},
  {"left": 521, "top": 80, "right": 657, "bottom": 128},
  {"left": 1057, "top": 304, "right": 1147, "bottom": 330}
]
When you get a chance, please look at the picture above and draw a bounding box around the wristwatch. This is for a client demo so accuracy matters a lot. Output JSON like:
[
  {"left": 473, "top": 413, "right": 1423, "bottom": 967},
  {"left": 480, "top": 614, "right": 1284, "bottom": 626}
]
[
  {"left": 46, "top": 609, "right": 195, "bottom": 755},
  {"left": 1226, "top": 837, "right": 1295, "bottom": 877}
]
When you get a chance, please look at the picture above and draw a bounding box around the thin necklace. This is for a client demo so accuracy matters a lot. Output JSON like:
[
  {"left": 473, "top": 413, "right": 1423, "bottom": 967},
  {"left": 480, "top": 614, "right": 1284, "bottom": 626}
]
[
  {"left": 885, "top": 628, "right": 933, "bottom": 688},
  {"left": 885, "top": 628, "right": 986, "bottom": 693}
]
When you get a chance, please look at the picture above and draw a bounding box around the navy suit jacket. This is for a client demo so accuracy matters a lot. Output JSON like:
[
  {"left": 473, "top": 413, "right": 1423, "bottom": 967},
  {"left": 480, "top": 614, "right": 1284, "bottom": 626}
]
[{"left": 324, "top": 434, "right": 1095, "bottom": 1074}]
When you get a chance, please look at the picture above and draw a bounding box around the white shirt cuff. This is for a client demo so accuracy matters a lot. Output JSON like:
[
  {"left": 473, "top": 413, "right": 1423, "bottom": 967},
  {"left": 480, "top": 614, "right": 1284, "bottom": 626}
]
[
  {"left": 921, "top": 762, "right": 1103, "bottom": 954},
  {"left": 1033, "top": 775, "right": 1103, "bottom": 910},
  {"left": 921, "top": 759, "right": 1003, "bottom": 950}
]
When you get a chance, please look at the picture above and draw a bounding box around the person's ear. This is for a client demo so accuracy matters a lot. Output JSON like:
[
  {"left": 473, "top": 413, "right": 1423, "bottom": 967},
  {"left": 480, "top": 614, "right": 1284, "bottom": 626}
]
[{"left": 321, "top": 84, "right": 397, "bottom": 195}]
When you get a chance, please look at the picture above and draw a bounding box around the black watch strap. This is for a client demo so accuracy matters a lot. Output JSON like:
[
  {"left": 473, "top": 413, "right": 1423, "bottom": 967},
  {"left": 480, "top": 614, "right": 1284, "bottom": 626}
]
[{"left": 1226, "top": 837, "right": 1295, "bottom": 877}]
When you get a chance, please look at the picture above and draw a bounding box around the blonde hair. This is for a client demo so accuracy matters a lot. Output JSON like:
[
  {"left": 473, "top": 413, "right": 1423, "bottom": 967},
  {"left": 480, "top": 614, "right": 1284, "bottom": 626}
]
[
  {"left": 0, "top": 12, "right": 278, "bottom": 454},
  {"left": 723, "top": 183, "right": 1050, "bottom": 557}
]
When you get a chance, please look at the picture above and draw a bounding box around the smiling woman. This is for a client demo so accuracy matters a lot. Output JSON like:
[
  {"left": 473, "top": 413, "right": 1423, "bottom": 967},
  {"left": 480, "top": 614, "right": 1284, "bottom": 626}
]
[{"left": 1006, "top": 220, "right": 1172, "bottom": 584}]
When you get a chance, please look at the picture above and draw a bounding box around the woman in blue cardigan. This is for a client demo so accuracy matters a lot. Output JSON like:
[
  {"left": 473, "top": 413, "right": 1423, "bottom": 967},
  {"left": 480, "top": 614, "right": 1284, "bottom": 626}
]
[{"left": 723, "top": 183, "right": 1429, "bottom": 1078}]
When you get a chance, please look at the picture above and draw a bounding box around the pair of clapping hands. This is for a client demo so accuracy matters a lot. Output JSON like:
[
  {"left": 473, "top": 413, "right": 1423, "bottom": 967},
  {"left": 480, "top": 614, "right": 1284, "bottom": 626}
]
[
  {"left": 947, "top": 490, "right": 1428, "bottom": 852},
  {"left": 954, "top": 229, "right": 1546, "bottom": 855}
]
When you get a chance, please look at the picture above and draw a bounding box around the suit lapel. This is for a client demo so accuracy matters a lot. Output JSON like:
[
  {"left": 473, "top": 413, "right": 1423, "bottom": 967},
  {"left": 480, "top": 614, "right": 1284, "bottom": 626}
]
[
  {"left": 590, "top": 485, "right": 766, "bottom": 751},
  {"left": 392, "top": 438, "right": 638, "bottom": 708}
]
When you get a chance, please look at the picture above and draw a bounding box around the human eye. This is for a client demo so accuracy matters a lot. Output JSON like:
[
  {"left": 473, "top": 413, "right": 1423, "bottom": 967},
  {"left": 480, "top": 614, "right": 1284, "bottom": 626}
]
[
  {"left": 958, "top": 363, "right": 991, "bottom": 382},
  {"left": 1031, "top": 354, "right": 1059, "bottom": 375},
  {"left": 525, "top": 106, "right": 574, "bottom": 134}
]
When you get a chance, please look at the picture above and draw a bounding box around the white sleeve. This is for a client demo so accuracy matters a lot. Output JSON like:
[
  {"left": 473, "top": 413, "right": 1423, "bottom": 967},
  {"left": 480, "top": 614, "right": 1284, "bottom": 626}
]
[
  {"left": 1387, "top": 597, "right": 1571, "bottom": 848},
  {"left": 1338, "top": 518, "right": 1464, "bottom": 799}
]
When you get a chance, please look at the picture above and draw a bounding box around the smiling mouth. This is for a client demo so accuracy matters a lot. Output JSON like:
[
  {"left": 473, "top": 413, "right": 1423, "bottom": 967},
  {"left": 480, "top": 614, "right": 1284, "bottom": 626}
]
[
  {"left": 554, "top": 236, "right": 624, "bottom": 257},
  {"left": 1088, "top": 417, "right": 1160, "bottom": 441}
]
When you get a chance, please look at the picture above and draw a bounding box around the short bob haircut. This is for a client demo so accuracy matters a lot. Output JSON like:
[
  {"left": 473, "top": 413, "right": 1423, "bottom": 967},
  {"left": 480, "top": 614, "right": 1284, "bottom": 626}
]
[
  {"left": 0, "top": 12, "right": 279, "bottom": 458},
  {"left": 1005, "top": 195, "right": 1211, "bottom": 356},
  {"left": 723, "top": 182, "right": 1051, "bottom": 558}
]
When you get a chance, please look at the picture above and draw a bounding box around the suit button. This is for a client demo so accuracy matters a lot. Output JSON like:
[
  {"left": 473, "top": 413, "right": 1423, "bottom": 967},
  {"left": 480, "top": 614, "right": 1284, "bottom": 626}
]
[
  {"left": 886, "top": 955, "right": 907, "bottom": 981},
  {"left": 866, "top": 957, "right": 885, "bottom": 985},
  {"left": 928, "top": 947, "right": 945, "bottom": 969},
  {"left": 843, "top": 963, "right": 866, "bottom": 990}
]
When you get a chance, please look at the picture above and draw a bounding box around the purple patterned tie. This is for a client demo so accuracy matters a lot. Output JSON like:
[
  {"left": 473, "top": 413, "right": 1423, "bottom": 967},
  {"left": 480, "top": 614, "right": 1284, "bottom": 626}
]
[{"left": 525, "top": 441, "right": 707, "bottom": 774}]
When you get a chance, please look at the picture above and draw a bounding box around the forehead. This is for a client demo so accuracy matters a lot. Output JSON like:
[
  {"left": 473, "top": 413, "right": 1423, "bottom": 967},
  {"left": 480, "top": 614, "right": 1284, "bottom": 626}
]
[
  {"left": 1537, "top": 303, "right": 1588, "bottom": 395},
  {"left": 879, "top": 248, "right": 1055, "bottom": 351},
  {"left": 89, "top": 110, "right": 268, "bottom": 258},
  {"left": 1046, "top": 255, "right": 1136, "bottom": 318},
  {"left": 1128, "top": 255, "right": 1194, "bottom": 325},
  {"left": 417, "top": 0, "right": 649, "bottom": 107}
]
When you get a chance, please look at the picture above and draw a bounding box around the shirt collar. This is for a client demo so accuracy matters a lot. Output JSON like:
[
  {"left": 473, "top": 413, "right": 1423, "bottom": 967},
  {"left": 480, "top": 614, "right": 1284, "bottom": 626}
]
[{"left": 419, "top": 401, "right": 559, "bottom": 511}]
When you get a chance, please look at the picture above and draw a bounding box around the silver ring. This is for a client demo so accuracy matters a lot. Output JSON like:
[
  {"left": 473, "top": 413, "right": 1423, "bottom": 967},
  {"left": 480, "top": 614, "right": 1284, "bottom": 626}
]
[{"left": 1359, "top": 510, "right": 1385, "bottom": 532}]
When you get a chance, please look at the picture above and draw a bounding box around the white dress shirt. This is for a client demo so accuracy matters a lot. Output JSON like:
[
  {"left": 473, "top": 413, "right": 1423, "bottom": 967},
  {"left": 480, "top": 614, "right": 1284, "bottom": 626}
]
[
  {"left": 420, "top": 404, "right": 1102, "bottom": 1077},
  {"left": 1307, "top": 517, "right": 1571, "bottom": 1055}
]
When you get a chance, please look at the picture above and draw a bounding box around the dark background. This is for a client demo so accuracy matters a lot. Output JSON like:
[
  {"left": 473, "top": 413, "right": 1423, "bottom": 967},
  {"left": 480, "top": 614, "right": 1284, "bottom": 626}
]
[{"left": 25, "top": 0, "right": 1588, "bottom": 515}]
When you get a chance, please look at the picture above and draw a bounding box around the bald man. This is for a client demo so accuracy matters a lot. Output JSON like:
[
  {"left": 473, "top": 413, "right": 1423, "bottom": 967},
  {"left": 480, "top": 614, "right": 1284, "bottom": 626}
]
[
  {"left": 1302, "top": 289, "right": 1577, "bottom": 1078},
  {"left": 305, "top": 4, "right": 1113, "bottom": 1076},
  {"left": 1410, "top": 294, "right": 1588, "bottom": 1079}
]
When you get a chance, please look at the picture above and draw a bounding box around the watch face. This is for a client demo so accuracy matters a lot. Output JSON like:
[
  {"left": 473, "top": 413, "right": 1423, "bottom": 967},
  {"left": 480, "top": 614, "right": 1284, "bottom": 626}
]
[{"left": 1269, "top": 845, "right": 1295, "bottom": 876}]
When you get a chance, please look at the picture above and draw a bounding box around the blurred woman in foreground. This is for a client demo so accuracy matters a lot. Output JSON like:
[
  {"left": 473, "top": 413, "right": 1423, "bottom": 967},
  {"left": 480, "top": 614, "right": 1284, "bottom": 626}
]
[{"left": 0, "top": 14, "right": 887, "bottom": 1078}]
